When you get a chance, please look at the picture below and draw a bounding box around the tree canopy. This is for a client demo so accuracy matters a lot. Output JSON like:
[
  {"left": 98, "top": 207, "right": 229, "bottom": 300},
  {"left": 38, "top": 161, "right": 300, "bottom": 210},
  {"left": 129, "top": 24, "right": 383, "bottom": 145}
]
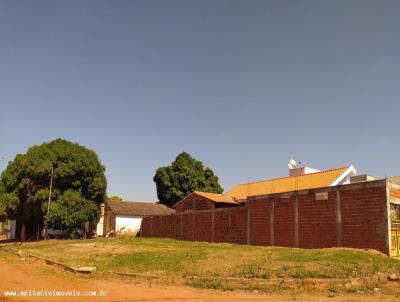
[
  {"left": 109, "top": 195, "right": 123, "bottom": 201},
  {"left": 0, "top": 182, "right": 5, "bottom": 216},
  {"left": 153, "top": 152, "right": 223, "bottom": 207},
  {"left": 46, "top": 190, "right": 100, "bottom": 235},
  {"left": 0, "top": 138, "right": 107, "bottom": 240}
]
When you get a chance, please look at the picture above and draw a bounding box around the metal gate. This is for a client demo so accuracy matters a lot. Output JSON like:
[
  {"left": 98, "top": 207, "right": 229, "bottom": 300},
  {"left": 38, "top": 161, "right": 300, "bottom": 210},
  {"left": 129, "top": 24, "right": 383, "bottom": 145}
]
[
  {"left": 391, "top": 219, "right": 400, "bottom": 257},
  {"left": 391, "top": 203, "right": 400, "bottom": 257}
]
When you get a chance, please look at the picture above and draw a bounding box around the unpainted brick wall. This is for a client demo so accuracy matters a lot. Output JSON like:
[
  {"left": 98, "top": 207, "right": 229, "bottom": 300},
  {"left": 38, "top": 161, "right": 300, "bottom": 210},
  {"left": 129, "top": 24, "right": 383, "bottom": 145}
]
[
  {"left": 175, "top": 195, "right": 215, "bottom": 212},
  {"left": 213, "top": 210, "right": 230, "bottom": 242},
  {"left": 230, "top": 207, "right": 247, "bottom": 244},
  {"left": 182, "top": 212, "right": 194, "bottom": 240},
  {"left": 249, "top": 199, "right": 270, "bottom": 245},
  {"left": 273, "top": 197, "right": 295, "bottom": 247},
  {"left": 170, "top": 214, "right": 182, "bottom": 239},
  {"left": 194, "top": 211, "right": 213, "bottom": 242},
  {"left": 298, "top": 192, "right": 337, "bottom": 248},
  {"left": 341, "top": 186, "right": 387, "bottom": 252},
  {"left": 141, "top": 183, "right": 389, "bottom": 254}
]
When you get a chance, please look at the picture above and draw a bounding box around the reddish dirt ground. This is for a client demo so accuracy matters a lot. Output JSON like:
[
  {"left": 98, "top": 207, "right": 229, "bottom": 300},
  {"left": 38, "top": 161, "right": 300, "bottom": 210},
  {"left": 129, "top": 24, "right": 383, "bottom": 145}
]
[{"left": 0, "top": 260, "right": 396, "bottom": 302}]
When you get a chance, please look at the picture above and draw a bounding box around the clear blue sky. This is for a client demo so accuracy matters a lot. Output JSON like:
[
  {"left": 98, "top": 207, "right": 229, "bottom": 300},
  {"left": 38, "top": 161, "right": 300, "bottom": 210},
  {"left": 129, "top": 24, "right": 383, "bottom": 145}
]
[{"left": 0, "top": 1, "right": 399, "bottom": 201}]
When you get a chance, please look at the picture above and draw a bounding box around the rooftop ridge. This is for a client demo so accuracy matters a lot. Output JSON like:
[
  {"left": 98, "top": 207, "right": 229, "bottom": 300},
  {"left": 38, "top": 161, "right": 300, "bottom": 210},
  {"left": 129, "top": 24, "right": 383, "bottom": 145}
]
[
  {"left": 194, "top": 191, "right": 235, "bottom": 199},
  {"left": 106, "top": 200, "right": 161, "bottom": 205},
  {"left": 193, "top": 191, "right": 224, "bottom": 196}
]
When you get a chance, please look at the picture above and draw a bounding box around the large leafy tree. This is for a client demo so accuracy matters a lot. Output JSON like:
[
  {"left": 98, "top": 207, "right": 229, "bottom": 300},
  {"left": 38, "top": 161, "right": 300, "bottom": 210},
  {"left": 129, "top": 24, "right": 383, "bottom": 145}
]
[
  {"left": 46, "top": 190, "right": 100, "bottom": 237},
  {"left": 109, "top": 195, "right": 123, "bottom": 201},
  {"left": 153, "top": 152, "right": 223, "bottom": 207},
  {"left": 0, "top": 138, "right": 107, "bottom": 240},
  {"left": 0, "top": 182, "right": 5, "bottom": 216}
]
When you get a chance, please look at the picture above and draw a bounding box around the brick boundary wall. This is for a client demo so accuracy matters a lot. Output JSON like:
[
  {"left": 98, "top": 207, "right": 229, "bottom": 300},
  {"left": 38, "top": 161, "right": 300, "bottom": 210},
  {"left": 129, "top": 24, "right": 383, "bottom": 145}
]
[{"left": 141, "top": 180, "right": 390, "bottom": 255}]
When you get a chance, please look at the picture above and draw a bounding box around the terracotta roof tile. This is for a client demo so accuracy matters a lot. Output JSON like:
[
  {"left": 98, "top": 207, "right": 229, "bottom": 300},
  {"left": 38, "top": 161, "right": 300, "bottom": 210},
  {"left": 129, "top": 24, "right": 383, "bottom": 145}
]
[
  {"left": 193, "top": 191, "right": 239, "bottom": 204},
  {"left": 173, "top": 191, "right": 239, "bottom": 208},
  {"left": 106, "top": 200, "right": 175, "bottom": 216},
  {"left": 225, "top": 166, "right": 349, "bottom": 200}
]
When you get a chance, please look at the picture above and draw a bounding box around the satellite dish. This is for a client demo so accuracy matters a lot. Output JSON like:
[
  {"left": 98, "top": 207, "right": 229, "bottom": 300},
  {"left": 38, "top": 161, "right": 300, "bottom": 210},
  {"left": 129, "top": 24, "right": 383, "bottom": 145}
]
[
  {"left": 288, "top": 163, "right": 293, "bottom": 169},
  {"left": 289, "top": 159, "right": 297, "bottom": 168}
]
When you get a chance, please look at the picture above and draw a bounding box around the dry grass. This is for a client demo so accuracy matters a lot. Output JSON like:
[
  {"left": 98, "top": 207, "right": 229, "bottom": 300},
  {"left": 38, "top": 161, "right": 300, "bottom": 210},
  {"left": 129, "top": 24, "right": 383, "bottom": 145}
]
[
  {"left": 8, "top": 237, "right": 400, "bottom": 281},
  {"left": 3, "top": 238, "right": 400, "bottom": 297}
]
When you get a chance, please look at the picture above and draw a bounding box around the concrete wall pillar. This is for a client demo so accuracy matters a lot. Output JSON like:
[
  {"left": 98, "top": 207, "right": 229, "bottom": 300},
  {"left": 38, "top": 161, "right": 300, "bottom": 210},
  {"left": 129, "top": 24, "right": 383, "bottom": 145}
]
[
  {"left": 169, "top": 216, "right": 172, "bottom": 238},
  {"left": 150, "top": 216, "right": 153, "bottom": 237},
  {"left": 192, "top": 211, "right": 195, "bottom": 241},
  {"left": 336, "top": 190, "right": 342, "bottom": 247},
  {"left": 247, "top": 203, "right": 251, "bottom": 245},
  {"left": 385, "top": 182, "right": 392, "bottom": 256},
  {"left": 270, "top": 201, "right": 275, "bottom": 246},
  {"left": 294, "top": 195, "right": 299, "bottom": 247},
  {"left": 211, "top": 211, "right": 215, "bottom": 242},
  {"left": 229, "top": 208, "right": 232, "bottom": 242},
  {"left": 180, "top": 213, "right": 183, "bottom": 239}
]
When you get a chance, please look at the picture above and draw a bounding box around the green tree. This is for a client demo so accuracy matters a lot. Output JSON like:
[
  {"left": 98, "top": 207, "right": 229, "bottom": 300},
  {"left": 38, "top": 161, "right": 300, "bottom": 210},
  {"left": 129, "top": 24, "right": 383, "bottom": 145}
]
[
  {"left": 46, "top": 190, "right": 100, "bottom": 238},
  {"left": 153, "top": 152, "right": 223, "bottom": 207},
  {"left": 0, "top": 138, "right": 107, "bottom": 240},
  {"left": 109, "top": 195, "right": 123, "bottom": 201},
  {"left": 0, "top": 182, "right": 5, "bottom": 216}
]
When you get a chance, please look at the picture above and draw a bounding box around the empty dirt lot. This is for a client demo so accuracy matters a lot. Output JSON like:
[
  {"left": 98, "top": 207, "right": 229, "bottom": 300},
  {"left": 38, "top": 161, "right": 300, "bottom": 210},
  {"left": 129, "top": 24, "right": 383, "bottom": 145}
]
[
  {"left": 2, "top": 238, "right": 400, "bottom": 301},
  {"left": 0, "top": 259, "right": 398, "bottom": 302}
]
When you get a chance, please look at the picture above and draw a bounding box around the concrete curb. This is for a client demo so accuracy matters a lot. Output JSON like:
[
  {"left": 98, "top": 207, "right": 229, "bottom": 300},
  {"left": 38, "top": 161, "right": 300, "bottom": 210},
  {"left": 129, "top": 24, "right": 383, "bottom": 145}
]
[
  {"left": 42, "top": 257, "right": 77, "bottom": 272},
  {"left": 106, "top": 271, "right": 387, "bottom": 288},
  {"left": 29, "top": 254, "right": 96, "bottom": 274},
  {"left": 108, "top": 271, "right": 178, "bottom": 279},
  {"left": 0, "top": 246, "right": 97, "bottom": 274}
]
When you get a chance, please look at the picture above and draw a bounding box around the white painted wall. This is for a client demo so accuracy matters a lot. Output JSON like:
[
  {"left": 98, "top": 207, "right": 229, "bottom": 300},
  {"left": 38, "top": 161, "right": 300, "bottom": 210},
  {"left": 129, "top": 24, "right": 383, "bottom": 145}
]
[
  {"left": 330, "top": 166, "right": 357, "bottom": 186},
  {"left": 115, "top": 216, "right": 142, "bottom": 236},
  {"left": 96, "top": 216, "right": 104, "bottom": 236},
  {"left": 7, "top": 220, "right": 16, "bottom": 240},
  {"left": 304, "top": 166, "right": 320, "bottom": 174}
]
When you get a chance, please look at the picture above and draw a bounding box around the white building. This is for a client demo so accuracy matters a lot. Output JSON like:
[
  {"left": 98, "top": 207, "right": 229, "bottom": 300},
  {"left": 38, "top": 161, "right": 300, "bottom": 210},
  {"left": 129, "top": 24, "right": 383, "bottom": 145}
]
[{"left": 97, "top": 200, "right": 175, "bottom": 237}]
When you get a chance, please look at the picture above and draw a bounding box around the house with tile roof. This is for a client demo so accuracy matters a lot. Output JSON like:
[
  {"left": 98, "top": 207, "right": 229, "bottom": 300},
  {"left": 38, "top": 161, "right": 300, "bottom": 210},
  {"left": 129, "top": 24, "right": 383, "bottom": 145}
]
[
  {"left": 174, "top": 163, "right": 357, "bottom": 212},
  {"left": 97, "top": 200, "right": 175, "bottom": 237}
]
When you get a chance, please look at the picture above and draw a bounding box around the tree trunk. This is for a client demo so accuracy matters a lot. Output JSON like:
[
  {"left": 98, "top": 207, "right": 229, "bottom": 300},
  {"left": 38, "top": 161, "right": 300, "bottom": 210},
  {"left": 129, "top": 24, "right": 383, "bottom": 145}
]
[{"left": 20, "top": 222, "right": 26, "bottom": 242}]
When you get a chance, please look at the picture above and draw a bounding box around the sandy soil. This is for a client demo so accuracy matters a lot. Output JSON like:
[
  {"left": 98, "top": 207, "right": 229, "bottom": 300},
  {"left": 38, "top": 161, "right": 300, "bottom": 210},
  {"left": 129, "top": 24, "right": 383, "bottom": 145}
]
[{"left": 0, "top": 259, "right": 396, "bottom": 302}]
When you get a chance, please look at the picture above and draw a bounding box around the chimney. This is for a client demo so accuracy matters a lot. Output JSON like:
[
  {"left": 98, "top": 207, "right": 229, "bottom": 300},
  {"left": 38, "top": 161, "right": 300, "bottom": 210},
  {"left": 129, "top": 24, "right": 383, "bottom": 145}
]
[
  {"left": 288, "top": 159, "right": 320, "bottom": 177},
  {"left": 100, "top": 203, "right": 105, "bottom": 216},
  {"left": 289, "top": 166, "right": 305, "bottom": 177}
]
